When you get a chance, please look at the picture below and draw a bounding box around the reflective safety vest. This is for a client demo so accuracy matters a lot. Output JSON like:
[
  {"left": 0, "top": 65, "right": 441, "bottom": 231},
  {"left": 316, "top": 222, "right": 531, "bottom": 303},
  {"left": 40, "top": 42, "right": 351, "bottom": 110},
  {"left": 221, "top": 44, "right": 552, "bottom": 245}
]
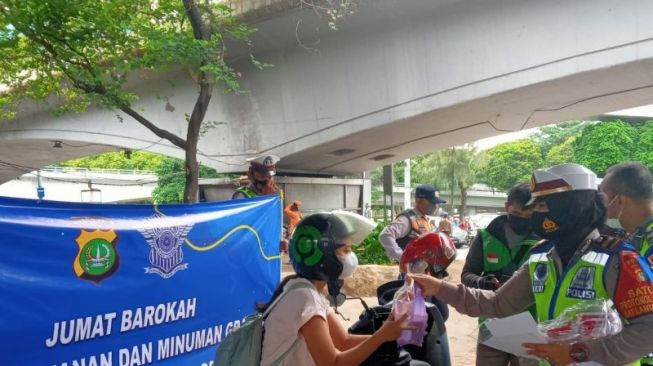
[
  {"left": 528, "top": 243, "right": 610, "bottom": 322},
  {"left": 395, "top": 209, "right": 433, "bottom": 250},
  {"left": 479, "top": 230, "right": 538, "bottom": 323},
  {"left": 481, "top": 230, "right": 539, "bottom": 273},
  {"left": 234, "top": 186, "right": 285, "bottom": 200},
  {"left": 631, "top": 222, "right": 653, "bottom": 366},
  {"left": 528, "top": 241, "right": 642, "bottom": 366},
  {"left": 235, "top": 186, "right": 257, "bottom": 198}
]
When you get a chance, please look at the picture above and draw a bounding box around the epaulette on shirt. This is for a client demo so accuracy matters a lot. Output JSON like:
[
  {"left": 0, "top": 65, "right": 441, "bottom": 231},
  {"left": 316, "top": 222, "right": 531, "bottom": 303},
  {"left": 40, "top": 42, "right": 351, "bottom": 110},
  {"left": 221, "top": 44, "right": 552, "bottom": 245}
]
[
  {"left": 530, "top": 240, "right": 554, "bottom": 254},
  {"left": 591, "top": 234, "right": 631, "bottom": 253}
]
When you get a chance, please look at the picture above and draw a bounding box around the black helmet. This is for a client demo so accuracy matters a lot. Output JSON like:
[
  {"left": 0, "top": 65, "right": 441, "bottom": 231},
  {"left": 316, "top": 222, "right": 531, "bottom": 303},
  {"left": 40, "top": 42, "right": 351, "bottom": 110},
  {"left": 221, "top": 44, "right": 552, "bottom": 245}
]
[{"left": 290, "top": 211, "right": 375, "bottom": 302}]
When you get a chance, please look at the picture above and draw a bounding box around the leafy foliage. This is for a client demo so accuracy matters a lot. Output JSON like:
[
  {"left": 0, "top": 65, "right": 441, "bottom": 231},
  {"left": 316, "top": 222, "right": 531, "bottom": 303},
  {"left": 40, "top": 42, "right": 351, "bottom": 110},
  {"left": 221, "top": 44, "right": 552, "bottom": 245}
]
[
  {"left": 151, "top": 157, "right": 227, "bottom": 204},
  {"left": 573, "top": 120, "right": 636, "bottom": 176},
  {"left": 545, "top": 136, "right": 576, "bottom": 166},
  {"left": 0, "top": 0, "right": 264, "bottom": 202},
  {"left": 634, "top": 121, "right": 653, "bottom": 171},
  {"left": 353, "top": 223, "right": 393, "bottom": 265},
  {"left": 59, "top": 151, "right": 166, "bottom": 171},
  {"left": 479, "top": 139, "right": 543, "bottom": 192},
  {"left": 412, "top": 146, "right": 478, "bottom": 217},
  {"left": 533, "top": 121, "right": 588, "bottom": 155}
]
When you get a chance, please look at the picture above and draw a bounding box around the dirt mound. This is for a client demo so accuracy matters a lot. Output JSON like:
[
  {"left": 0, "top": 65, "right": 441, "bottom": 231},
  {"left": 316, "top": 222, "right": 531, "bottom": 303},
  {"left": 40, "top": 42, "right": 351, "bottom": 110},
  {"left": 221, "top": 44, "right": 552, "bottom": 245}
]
[{"left": 342, "top": 265, "right": 398, "bottom": 297}]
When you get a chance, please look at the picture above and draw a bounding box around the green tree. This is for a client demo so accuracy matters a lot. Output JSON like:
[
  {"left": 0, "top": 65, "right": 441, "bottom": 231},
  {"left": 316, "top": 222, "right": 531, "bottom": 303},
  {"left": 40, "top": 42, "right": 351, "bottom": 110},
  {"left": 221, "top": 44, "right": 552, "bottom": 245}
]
[
  {"left": 59, "top": 151, "right": 166, "bottom": 171},
  {"left": 545, "top": 136, "right": 576, "bottom": 166},
  {"left": 534, "top": 121, "right": 589, "bottom": 155},
  {"left": 573, "top": 120, "right": 636, "bottom": 176},
  {"left": 412, "top": 145, "right": 478, "bottom": 218},
  {"left": 152, "top": 156, "right": 227, "bottom": 204},
  {"left": 634, "top": 121, "right": 653, "bottom": 171},
  {"left": 0, "top": 0, "right": 265, "bottom": 202},
  {"left": 480, "top": 139, "right": 544, "bottom": 192}
]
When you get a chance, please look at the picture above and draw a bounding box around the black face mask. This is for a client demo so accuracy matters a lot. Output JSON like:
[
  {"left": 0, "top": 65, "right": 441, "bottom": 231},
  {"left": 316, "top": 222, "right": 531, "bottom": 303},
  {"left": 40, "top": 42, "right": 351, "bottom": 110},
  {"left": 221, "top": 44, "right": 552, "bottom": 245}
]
[
  {"left": 253, "top": 178, "right": 269, "bottom": 190},
  {"left": 507, "top": 214, "right": 531, "bottom": 235},
  {"left": 531, "top": 211, "right": 570, "bottom": 242},
  {"left": 530, "top": 192, "right": 599, "bottom": 262}
]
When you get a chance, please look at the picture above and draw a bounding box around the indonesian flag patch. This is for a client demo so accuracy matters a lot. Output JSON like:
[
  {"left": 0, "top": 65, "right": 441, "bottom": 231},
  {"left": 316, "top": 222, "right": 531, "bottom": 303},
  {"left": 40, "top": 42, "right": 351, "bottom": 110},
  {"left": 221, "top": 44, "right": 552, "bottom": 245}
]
[
  {"left": 615, "top": 251, "right": 653, "bottom": 320},
  {"left": 487, "top": 253, "right": 499, "bottom": 264}
]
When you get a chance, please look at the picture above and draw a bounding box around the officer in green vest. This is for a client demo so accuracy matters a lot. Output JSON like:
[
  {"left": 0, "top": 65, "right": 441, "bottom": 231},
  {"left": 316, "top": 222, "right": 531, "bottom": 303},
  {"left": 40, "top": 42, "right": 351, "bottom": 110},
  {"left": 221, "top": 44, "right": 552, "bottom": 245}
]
[
  {"left": 232, "top": 155, "right": 282, "bottom": 199},
  {"left": 462, "top": 183, "right": 539, "bottom": 366},
  {"left": 409, "top": 163, "right": 653, "bottom": 365},
  {"left": 233, "top": 154, "right": 288, "bottom": 252},
  {"left": 601, "top": 162, "right": 653, "bottom": 366}
]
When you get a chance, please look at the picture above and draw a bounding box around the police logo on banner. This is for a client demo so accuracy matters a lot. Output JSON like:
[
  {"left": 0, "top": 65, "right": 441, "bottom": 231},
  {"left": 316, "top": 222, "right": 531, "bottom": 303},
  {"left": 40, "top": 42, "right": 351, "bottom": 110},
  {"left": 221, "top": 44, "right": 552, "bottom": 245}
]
[
  {"left": 567, "top": 266, "right": 596, "bottom": 300},
  {"left": 138, "top": 216, "right": 193, "bottom": 279},
  {"left": 74, "top": 229, "right": 119, "bottom": 284},
  {"left": 532, "top": 263, "right": 548, "bottom": 293}
]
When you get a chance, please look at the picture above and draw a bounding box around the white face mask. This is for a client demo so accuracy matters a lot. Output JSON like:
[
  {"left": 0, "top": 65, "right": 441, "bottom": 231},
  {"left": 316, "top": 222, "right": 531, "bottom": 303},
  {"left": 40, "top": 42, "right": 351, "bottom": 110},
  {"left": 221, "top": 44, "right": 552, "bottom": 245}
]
[{"left": 337, "top": 252, "right": 358, "bottom": 279}]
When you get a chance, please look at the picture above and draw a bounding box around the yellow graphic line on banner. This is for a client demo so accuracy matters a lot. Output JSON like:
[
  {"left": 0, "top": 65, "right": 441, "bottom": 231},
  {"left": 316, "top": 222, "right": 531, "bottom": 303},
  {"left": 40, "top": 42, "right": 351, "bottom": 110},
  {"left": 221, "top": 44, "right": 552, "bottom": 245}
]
[{"left": 184, "top": 225, "right": 281, "bottom": 261}]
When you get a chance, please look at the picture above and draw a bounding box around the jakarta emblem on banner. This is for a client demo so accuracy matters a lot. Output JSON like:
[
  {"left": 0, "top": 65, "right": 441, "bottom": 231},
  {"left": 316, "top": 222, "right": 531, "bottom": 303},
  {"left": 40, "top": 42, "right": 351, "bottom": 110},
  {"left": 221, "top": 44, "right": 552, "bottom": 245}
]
[{"left": 0, "top": 194, "right": 282, "bottom": 366}]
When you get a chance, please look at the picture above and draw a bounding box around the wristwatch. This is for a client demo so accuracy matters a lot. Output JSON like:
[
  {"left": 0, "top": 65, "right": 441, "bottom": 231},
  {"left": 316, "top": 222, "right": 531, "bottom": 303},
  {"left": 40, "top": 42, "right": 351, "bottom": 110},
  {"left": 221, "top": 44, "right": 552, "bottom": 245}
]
[{"left": 569, "top": 342, "right": 589, "bottom": 363}]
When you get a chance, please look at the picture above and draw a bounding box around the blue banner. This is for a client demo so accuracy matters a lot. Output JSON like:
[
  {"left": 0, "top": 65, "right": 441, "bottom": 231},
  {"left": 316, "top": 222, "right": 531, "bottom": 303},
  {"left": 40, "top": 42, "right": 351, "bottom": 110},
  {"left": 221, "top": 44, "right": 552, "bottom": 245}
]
[{"left": 0, "top": 195, "right": 282, "bottom": 366}]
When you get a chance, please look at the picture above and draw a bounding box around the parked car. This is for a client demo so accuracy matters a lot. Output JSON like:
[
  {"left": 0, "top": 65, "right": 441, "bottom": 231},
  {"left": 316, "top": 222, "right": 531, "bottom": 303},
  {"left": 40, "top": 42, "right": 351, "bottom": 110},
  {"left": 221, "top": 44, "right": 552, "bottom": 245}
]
[{"left": 450, "top": 226, "right": 470, "bottom": 248}]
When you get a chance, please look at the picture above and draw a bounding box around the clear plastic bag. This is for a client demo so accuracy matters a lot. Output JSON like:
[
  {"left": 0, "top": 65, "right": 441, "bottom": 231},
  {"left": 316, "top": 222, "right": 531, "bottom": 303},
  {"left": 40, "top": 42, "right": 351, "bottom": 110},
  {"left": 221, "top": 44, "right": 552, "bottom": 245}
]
[
  {"left": 537, "top": 300, "right": 623, "bottom": 343},
  {"left": 391, "top": 281, "right": 428, "bottom": 347}
]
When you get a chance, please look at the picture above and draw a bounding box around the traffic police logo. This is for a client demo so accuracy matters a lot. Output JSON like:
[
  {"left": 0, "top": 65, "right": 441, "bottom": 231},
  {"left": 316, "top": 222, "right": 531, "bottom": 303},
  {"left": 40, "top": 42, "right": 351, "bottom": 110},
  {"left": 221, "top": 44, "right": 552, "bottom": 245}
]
[
  {"left": 138, "top": 217, "right": 193, "bottom": 279},
  {"left": 567, "top": 266, "right": 596, "bottom": 300},
  {"left": 74, "top": 230, "right": 119, "bottom": 284},
  {"left": 542, "top": 218, "right": 559, "bottom": 233},
  {"left": 532, "top": 263, "right": 548, "bottom": 293}
]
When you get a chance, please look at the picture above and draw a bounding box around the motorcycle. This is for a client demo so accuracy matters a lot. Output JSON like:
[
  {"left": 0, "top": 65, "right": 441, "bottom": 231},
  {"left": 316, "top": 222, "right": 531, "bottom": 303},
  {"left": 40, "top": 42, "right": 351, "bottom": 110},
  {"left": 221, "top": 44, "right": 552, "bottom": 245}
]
[{"left": 347, "top": 280, "right": 452, "bottom": 366}]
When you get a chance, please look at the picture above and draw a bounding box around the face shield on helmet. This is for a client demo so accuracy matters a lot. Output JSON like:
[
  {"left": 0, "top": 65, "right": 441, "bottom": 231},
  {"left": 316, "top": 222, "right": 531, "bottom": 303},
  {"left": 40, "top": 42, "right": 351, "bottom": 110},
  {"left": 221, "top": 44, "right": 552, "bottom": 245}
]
[
  {"left": 400, "top": 232, "right": 457, "bottom": 277},
  {"left": 290, "top": 211, "right": 375, "bottom": 304}
]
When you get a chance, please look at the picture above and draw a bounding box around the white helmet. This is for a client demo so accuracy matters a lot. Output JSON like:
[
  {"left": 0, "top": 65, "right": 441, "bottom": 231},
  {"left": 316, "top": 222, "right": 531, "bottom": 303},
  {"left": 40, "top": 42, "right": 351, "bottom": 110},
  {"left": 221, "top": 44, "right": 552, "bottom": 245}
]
[{"left": 528, "top": 163, "right": 597, "bottom": 204}]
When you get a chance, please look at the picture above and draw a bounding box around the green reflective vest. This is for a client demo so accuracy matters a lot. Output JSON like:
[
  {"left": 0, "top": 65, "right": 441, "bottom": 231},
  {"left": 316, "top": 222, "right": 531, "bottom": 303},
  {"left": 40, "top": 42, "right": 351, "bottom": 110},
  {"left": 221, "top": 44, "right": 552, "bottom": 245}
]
[
  {"left": 235, "top": 186, "right": 258, "bottom": 198},
  {"left": 528, "top": 244, "right": 642, "bottom": 366},
  {"left": 481, "top": 229, "right": 539, "bottom": 273},
  {"left": 479, "top": 230, "right": 538, "bottom": 324},
  {"left": 528, "top": 247, "right": 609, "bottom": 322}
]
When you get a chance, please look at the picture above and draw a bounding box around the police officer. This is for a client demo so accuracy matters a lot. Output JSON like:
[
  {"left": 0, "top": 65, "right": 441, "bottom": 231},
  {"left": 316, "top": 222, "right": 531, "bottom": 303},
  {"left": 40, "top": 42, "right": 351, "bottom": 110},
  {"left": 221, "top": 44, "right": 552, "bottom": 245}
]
[
  {"left": 232, "top": 155, "right": 281, "bottom": 199},
  {"left": 410, "top": 163, "right": 653, "bottom": 365},
  {"left": 233, "top": 154, "right": 287, "bottom": 252},
  {"left": 601, "top": 162, "right": 653, "bottom": 261},
  {"left": 462, "top": 183, "right": 539, "bottom": 366},
  {"left": 601, "top": 162, "right": 653, "bottom": 365},
  {"left": 379, "top": 184, "right": 446, "bottom": 262}
]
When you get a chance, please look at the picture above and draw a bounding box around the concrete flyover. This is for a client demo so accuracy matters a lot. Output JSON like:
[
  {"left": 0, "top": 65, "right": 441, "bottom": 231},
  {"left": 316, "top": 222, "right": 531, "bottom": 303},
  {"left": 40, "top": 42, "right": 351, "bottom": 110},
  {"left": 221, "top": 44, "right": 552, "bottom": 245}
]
[{"left": 2, "top": 0, "right": 653, "bottom": 183}]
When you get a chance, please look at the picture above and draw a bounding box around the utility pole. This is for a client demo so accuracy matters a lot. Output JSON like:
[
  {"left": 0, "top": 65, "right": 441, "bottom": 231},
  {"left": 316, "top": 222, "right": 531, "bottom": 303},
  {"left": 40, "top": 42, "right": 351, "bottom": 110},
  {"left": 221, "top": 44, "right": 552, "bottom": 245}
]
[
  {"left": 404, "top": 159, "right": 411, "bottom": 211},
  {"left": 383, "top": 165, "right": 393, "bottom": 222},
  {"left": 36, "top": 169, "right": 44, "bottom": 200}
]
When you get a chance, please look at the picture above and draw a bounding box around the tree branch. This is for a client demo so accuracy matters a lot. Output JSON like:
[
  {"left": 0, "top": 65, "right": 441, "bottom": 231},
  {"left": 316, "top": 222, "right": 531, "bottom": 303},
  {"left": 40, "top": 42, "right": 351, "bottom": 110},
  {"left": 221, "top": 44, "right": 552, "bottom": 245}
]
[
  {"left": 182, "top": 0, "right": 209, "bottom": 41},
  {"left": 120, "top": 106, "right": 187, "bottom": 149}
]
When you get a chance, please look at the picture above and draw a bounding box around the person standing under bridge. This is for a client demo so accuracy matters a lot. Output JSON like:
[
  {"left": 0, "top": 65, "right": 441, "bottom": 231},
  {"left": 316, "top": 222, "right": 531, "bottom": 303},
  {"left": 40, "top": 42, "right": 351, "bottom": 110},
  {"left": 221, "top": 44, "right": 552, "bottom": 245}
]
[
  {"left": 232, "top": 154, "right": 288, "bottom": 252},
  {"left": 461, "top": 183, "right": 540, "bottom": 366},
  {"left": 379, "top": 184, "right": 446, "bottom": 263}
]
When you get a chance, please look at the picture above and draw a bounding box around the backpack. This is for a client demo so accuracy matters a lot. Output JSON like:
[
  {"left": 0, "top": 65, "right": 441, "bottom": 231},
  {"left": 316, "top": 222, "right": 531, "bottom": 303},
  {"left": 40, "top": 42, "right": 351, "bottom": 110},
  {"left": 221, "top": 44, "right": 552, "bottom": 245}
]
[{"left": 213, "top": 281, "right": 313, "bottom": 366}]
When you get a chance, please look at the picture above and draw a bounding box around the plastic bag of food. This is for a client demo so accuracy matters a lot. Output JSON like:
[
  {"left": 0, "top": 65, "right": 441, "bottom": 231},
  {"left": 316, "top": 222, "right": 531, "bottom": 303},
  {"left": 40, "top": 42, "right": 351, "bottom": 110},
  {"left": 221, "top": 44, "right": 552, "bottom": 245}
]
[
  {"left": 391, "top": 281, "right": 428, "bottom": 347},
  {"left": 537, "top": 300, "right": 622, "bottom": 343}
]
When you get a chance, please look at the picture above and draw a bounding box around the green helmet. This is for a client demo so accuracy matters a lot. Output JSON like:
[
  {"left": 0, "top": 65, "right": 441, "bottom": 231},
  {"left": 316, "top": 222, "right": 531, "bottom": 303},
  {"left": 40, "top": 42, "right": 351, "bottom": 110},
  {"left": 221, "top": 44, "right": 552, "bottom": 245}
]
[{"left": 290, "top": 211, "right": 375, "bottom": 301}]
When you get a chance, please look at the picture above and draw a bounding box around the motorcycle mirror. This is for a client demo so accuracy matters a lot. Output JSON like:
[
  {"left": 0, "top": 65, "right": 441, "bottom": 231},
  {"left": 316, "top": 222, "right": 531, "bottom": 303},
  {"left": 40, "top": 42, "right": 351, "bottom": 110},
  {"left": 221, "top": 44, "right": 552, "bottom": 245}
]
[{"left": 328, "top": 292, "right": 347, "bottom": 307}]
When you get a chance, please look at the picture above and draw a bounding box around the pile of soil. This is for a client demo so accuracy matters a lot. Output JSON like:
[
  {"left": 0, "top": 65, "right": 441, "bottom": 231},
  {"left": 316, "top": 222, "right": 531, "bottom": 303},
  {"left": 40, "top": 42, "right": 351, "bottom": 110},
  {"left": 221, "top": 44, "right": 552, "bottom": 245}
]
[{"left": 342, "top": 265, "right": 399, "bottom": 297}]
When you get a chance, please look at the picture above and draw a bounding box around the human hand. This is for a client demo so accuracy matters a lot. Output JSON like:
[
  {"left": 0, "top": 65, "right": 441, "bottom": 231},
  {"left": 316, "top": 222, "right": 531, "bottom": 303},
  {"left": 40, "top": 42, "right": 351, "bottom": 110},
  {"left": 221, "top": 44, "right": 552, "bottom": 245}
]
[
  {"left": 406, "top": 273, "right": 443, "bottom": 296},
  {"left": 523, "top": 342, "right": 574, "bottom": 365},
  {"left": 376, "top": 313, "right": 412, "bottom": 342},
  {"left": 479, "top": 275, "right": 501, "bottom": 290}
]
